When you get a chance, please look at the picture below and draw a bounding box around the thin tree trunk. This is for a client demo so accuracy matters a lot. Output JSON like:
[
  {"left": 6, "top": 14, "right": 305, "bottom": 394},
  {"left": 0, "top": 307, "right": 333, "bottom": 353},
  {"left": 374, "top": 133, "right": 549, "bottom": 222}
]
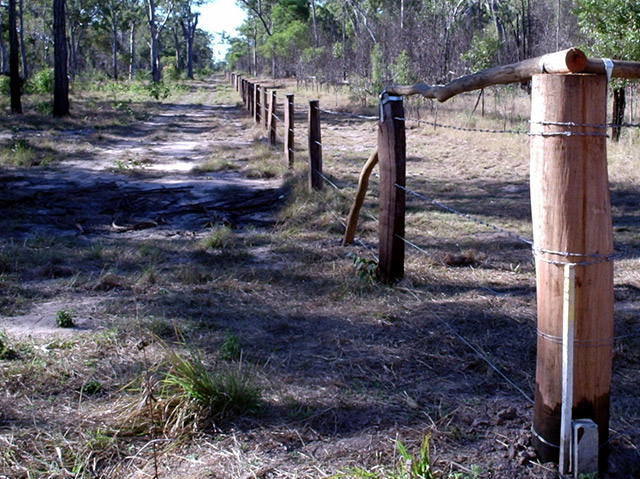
[
  {"left": 53, "top": 0, "right": 70, "bottom": 117},
  {"left": 181, "top": 10, "right": 198, "bottom": 80},
  {"left": 147, "top": 0, "right": 172, "bottom": 83},
  {"left": 310, "top": 0, "right": 318, "bottom": 47},
  {"left": 18, "top": 0, "right": 28, "bottom": 79},
  {"left": 129, "top": 22, "right": 136, "bottom": 80},
  {"left": 612, "top": 87, "right": 626, "bottom": 142},
  {"left": 9, "top": 0, "right": 22, "bottom": 113},
  {"left": 67, "top": 27, "right": 80, "bottom": 80},
  {"left": 112, "top": 13, "right": 119, "bottom": 80},
  {"left": 0, "top": 15, "right": 7, "bottom": 74},
  {"left": 172, "top": 26, "right": 181, "bottom": 70},
  {"left": 42, "top": 2, "right": 47, "bottom": 64},
  {"left": 148, "top": 0, "right": 161, "bottom": 82}
]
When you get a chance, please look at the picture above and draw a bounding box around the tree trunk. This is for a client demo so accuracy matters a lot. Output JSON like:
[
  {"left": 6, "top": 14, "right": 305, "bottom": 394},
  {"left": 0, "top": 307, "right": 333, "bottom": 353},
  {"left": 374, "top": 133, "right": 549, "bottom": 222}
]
[
  {"left": 181, "top": 9, "right": 198, "bottom": 80},
  {"left": 0, "top": 14, "right": 7, "bottom": 74},
  {"left": 9, "top": 0, "right": 22, "bottom": 114},
  {"left": 53, "top": 0, "right": 70, "bottom": 117},
  {"left": 172, "top": 26, "right": 182, "bottom": 70},
  {"left": 18, "top": 0, "right": 28, "bottom": 79},
  {"left": 129, "top": 22, "right": 136, "bottom": 80},
  {"left": 148, "top": 0, "right": 161, "bottom": 82},
  {"left": 67, "top": 26, "right": 81, "bottom": 80},
  {"left": 611, "top": 87, "right": 626, "bottom": 142},
  {"left": 310, "top": 0, "right": 318, "bottom": 46},
  {"left": 147, "top": 0, "right": 171, "bottom": 83},
  {"left": 111, "top": 13, "right": 119, "bottom": 80}
]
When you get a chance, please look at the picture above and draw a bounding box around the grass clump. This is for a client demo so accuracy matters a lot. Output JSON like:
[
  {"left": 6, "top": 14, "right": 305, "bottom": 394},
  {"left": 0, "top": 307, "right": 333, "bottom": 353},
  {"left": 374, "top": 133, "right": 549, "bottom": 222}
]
[
  {"left": 125, "top": 340, "right": 261, "bottom": 437},
  {"left": 337, "top": 436, "right": 434, "bottom": 479},
  {"left": 161, "top": 346, "right": 260, "bottom": 419},
  {"left": 201, "top": 225, "right": 233, "bottom": 249},
  {"left": 0, "top": 330, "right": 18, "bottom": 360},
  {"left": 196, "top": 157, "right": 241, "bottom": 172},
  {"left": 55, "top": 309, "right": 75, "bottom": 328},
  {"left": 218, "top": 331, "right": 242, "bottom": 361}
]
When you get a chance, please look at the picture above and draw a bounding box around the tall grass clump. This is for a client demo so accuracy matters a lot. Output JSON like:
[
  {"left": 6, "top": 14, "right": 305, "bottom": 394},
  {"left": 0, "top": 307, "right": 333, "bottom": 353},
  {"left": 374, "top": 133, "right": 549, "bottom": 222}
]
[
  {"left": 123, "top": 340, "right": 260, "bottom": 437},
  {"left": 200, "top": 224, "right": 233, "bottom": 249}
]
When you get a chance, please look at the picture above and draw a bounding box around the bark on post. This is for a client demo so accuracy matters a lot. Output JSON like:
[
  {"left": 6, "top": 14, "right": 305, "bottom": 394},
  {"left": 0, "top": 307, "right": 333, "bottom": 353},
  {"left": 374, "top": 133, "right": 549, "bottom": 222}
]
[
  {"left": 284, "top": 94, "right": 295, "bottom": 169},
  {"left": 262, "top": 87, "right": 269, "bottom": 129},
  {"left": 254, "top": 84, "right": 261, "bottom": 124},
  {"left": 377, "top": 93, "right": 406, "bottom": 284},
  {"left": 308, "top": 100, "right": 323, "bottom": 191},
  {"left": 267, "top": 90, "right": 277, "bottom": 145},
  {"left": 530, "top": 74, "right": 613, "bottom": 470}
]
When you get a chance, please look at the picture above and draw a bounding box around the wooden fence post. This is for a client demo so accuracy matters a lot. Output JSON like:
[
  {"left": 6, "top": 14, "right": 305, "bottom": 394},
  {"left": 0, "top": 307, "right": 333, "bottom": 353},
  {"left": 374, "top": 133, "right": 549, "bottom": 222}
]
[
  {"left": 530, "top": 73, "right": 613, "bottom": 472},
  {"left": 242, "top": 79, "right": 247, "bottom": 106},
  {"left": 308, "top": 100, "right": 323, "bottom": 190},
  {"left": 254, "top": 84, "right": 261, "bottom": 124},
  {"left": 248, "top": 82, "right": 254, "bottom": 115},
  {"left": 267, "top": 90, "right": 277, "bottom": 145},
  {"left": 284, "top": 93, "right": 295, "bottom": 168},
  {"left": 377, "top": 93, "right": 406, "bottom": 284},
  {"left": 262, "top": 87, "right": 269, "bottom": 129}
]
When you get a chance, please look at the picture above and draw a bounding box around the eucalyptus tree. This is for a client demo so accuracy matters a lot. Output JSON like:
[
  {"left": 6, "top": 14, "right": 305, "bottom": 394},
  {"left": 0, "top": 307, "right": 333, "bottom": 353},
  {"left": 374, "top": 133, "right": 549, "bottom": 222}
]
[
  {"left": 9, "top": 0, "right": 21, "bottom": 113},
  {"left": 66, "top": 0, "right": 97, "bottom": 79},
  {"left": 176, "top": 0, "right": 204, "bottom": 79},
  {"left": 575, "top": 0, "right": 640, "bottom": 140},
  {"left": 95, "top": 0, "right": 140, "bottom": 80},
  {"left": 1, "top": 1, "right": 7, "bottom": 73},
  {"left": 147, "top": 0, "right": 174, "bottom": 82},
  {"left": 18, "top": 0, "right": 27, "bottom": 78},
  {"left": 53, "top": 0, "right": 69, "bottom": 116}
]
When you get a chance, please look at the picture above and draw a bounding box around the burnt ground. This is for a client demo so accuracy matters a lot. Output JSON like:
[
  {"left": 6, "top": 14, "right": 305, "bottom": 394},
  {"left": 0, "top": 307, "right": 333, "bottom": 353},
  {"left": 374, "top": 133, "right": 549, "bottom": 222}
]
[{"left": 0, "top": 76, "right": 639, "bottom": 479}]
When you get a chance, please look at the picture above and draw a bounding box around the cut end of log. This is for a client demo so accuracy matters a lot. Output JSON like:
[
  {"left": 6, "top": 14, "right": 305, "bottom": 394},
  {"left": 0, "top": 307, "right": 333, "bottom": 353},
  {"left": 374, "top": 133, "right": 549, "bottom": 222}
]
[{"left": 542, "top": 48, "right": 587, "bottom": 74}]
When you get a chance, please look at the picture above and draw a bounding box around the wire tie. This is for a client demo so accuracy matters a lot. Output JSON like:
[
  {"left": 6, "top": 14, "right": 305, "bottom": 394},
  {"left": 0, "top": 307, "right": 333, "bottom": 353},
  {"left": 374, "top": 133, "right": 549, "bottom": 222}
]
[
  {"left": 603, "top": 58, "right": 614, "bottom": 84},
  {"left": 537, "top": 330, "right": 615, "bottom": 347},
  {"left": 531, "top": 427, "right": 560, "bottom": 449}
]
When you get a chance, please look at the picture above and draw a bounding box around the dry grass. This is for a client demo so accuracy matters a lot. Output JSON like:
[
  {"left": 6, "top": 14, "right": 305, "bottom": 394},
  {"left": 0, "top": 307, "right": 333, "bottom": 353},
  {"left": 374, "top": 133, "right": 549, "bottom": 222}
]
[{"left": 0, "top": 76, "right": 638, "bottom": 479}]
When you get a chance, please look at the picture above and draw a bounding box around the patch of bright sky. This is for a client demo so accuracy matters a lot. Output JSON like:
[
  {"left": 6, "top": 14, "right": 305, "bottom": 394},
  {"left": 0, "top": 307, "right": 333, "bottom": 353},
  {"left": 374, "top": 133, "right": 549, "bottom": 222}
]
[{"left": 197, "top": 0, "right": 247, "bottom": 61}]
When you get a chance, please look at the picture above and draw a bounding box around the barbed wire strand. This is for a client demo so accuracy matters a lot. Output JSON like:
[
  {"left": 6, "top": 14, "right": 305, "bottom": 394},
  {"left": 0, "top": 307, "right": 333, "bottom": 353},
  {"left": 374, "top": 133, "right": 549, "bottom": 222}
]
[
  {"left": 395, "top": 183, "right": 533, "bottom": 246},
  {"left": 399, "top": 286, "right": 535, "bottom": 404},
  {"left": 319, "top": 107, "right": 378, "bottom": 121}
]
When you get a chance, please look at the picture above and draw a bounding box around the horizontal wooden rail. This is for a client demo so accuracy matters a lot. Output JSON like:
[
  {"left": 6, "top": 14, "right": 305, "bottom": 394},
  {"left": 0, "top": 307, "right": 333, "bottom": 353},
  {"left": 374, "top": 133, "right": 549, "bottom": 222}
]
[{"left": 386, "top": 48, "right": 640, "bottom": 102}]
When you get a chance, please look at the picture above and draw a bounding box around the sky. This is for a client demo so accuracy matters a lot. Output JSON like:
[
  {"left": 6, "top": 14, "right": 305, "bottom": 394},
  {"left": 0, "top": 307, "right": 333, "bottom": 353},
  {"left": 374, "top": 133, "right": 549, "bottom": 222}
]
[{"left": 197, "top": 0, "right": 247, "bottom": 61}]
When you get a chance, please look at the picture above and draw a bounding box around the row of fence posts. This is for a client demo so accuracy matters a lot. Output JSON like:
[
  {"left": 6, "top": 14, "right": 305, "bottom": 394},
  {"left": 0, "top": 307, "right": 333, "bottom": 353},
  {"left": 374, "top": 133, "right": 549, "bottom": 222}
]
[
  {"left": 224, "top": 72, "right": 402, "bottom": 283},
  {"left": 225, "top": 70, "right": 613, "bottom": 475},
  {"left": 226, "top": 72, "right": 324, "bottom": 192},
  {"left": 227, "top": 72, "right": 295, "bottom": 169}
]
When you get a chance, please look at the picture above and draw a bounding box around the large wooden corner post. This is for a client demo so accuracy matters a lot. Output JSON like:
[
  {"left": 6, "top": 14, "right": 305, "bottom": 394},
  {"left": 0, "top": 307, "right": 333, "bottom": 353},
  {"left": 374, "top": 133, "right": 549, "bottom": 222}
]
[
  {"left": 378, "top": 93, "right": 406, "bottom": 284},
  {"left": 530, "top": 73, "right": 614, "bottom": 470}
]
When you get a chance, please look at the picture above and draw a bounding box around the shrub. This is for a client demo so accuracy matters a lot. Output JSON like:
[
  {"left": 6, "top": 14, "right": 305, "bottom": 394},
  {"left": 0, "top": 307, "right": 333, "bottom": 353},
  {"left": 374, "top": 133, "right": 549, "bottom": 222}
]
[
  {"left": 27, "top": 69, "right": 55, "bottom": 94},
  {"left": 0, "top": 75, "right": 10, "bottom": 95},
  {"left": 55, "top": 310, "right": 75, "bottom": 328}
]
